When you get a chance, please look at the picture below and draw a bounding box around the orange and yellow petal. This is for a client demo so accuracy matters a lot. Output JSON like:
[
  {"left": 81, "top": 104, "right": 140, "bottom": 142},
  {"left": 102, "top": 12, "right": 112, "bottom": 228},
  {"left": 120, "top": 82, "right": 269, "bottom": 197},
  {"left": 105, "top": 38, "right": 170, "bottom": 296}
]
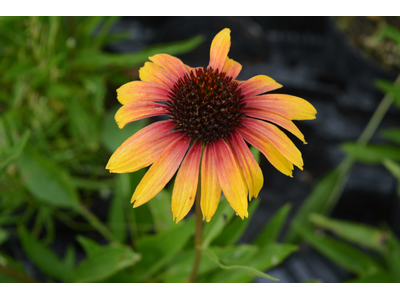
[
  {"left": 213, "top": 139, "right": 248, "bottom": 219},
  {"left": 245, "top": 94, "right": 317, "bottom": 120},
  {"left": 243, "top": 108, "right": 306, "bottom": 144},
  {"left": 238, "top": 125, "right": 294, "bottom": 177},
  {"left": 139, "top": 62, "right": 176, "bottom": 89},
  {"left": 106, "top": 120, "right": 176, "bottom": 173},
  {"left": 115, "top": 102, "right": 168, "bottom": 129},
  {"left": 131, "top": 135, "right": 190, "bottom": 208},
  {"left": 239, "top": 75, "right": 282, "bottom": 98},
  {"left": 149, "top": 54, "right": 189, "bottom": 81},
  {"left": 228, "top": 130, "right": 263, "bottom": 200},
  {"left": 209, "top": 28, "right": 231, "bottom": 72},
  {"left": 242, "top": 118, "right": 303, "bottom": 170},
  {"left": 117, "top": 81, "right": 170, "bottom": 105},
  {"left": 172, "top": 140, "right": 202, "bottom": 223},
  {"left": 201, "top": 143, "right": 222, "bottom": 222},
  {"left": 222, "top": 57, "right": 242, "bottom": 80}
]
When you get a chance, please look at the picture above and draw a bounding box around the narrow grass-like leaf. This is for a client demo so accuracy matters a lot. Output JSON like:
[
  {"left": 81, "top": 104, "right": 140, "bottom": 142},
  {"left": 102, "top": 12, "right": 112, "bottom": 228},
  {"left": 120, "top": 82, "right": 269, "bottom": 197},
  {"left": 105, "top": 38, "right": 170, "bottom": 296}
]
[
  {"left": 212, "top": 199, "right": 260, "bottom": 247},
  {"left": 381, "top": 128, "right": 400, "bottom": 145},
  {"left": 202, "top": 198, "right": 236, "bottom": 248},
  {"left": 342, "top": 143, "right": 400, "bottom": 164},
  {"left": 383, "top": 159, "right": 400, "bottom": 196},
  {"left": 285, "top": 168, "right": 344, "bottom": 243},
  {"left": 298, "top": 226, "right": 382, "bottom": 276},
  {"left": 253, "top": 203, "right": 291, "bottom": 247},
  {"left": 130, "top": 217, "right": 195, "bottom": 282},
  {"left": 375, "top": 79, "right": 400, "bottom": 109},
  {"left": 309, "top": 213, "right": 388, "bottom": 252},
  {"left": 108, "top": 175, "right": 129, "bottom": 243}
]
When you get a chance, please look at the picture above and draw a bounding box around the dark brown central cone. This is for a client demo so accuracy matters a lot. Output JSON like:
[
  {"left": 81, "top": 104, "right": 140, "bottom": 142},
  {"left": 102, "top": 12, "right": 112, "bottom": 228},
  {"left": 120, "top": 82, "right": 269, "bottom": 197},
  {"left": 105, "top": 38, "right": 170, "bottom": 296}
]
[{"left": 166, "top": 67, "right": 246, "bottom": 144}]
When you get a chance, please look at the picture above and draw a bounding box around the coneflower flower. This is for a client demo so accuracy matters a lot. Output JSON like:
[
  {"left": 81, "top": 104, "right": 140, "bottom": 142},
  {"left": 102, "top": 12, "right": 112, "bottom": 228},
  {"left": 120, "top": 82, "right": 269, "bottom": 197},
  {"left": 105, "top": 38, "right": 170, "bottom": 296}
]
[{"left": 106, "top": 28, "right": 316, "bottom": 223}]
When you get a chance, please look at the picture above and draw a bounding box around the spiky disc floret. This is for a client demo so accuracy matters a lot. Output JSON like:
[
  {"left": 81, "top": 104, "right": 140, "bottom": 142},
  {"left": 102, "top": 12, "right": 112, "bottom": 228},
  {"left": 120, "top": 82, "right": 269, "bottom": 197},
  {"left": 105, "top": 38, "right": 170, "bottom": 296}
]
[{"left": 166, "top": 67, "right": 246, "bottom": 144}]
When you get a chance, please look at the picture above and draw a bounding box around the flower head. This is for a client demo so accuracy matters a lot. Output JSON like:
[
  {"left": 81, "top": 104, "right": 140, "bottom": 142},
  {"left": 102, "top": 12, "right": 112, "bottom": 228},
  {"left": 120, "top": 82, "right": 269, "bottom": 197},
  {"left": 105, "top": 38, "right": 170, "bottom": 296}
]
[{"left": 106, "top": 28, "right": 316, "bottom": 222}]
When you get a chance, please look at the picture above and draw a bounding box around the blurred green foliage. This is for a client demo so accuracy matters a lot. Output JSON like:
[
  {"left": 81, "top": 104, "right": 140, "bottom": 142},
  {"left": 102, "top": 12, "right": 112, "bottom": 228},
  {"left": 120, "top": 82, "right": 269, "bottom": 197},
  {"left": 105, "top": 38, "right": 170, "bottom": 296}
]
[
  {"left": 286, "top": 24, "right": 400, "bottom": 282},
  {"left": 0, "top": 16, "right": 298, "bottom": 283}
]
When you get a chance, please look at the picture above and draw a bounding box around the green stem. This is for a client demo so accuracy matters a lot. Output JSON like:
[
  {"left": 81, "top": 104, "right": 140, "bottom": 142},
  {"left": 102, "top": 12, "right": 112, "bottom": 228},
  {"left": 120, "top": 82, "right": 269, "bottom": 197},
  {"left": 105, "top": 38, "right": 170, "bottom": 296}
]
[
  {"left": 188, "top": 174, "right": 203, "bottom": 283},
  {"left": 325, "top": 73, "right": 400, "bottom": 214},
  {"left": 76, "top": 204, "right": 115, "bottom": 242}
]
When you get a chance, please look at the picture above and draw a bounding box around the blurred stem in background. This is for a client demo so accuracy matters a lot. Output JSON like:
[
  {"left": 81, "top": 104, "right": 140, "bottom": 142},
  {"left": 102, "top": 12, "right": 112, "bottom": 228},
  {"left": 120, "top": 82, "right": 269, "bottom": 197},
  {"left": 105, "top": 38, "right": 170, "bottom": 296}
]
[{"left": 286, "top": 73, "right": 400, "bottom": 243}]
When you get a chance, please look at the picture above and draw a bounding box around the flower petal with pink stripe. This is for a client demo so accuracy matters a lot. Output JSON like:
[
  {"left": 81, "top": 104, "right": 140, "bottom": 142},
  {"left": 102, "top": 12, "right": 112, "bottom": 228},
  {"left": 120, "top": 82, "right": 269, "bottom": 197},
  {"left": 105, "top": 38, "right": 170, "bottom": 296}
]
[
  {"left": 131, "top": 135, "right": 190, "bottom": 208},
  {"left": 213, "top": 139, "right": 248, "bottom": 219},
  {"left": 115, "top": 102, "right": 168, "bottom": 129},
  {"left": 172, "top": 140, "right": 202, "bottom": 223}
]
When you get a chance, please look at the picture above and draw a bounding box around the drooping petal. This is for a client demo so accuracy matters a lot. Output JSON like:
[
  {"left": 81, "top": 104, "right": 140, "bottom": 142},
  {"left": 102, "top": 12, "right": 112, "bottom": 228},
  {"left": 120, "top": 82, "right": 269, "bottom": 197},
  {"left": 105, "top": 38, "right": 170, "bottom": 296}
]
[
  {"left": 149, "top": 54, "right": 189, "bottom": 81},
  {"left": 117, "top": 81, "right": 171, "bottom": 105},
  {"left": 243, "top": 108, "right": 306, "bottom": 143},
  {"left": 139, "top": 62, "right": 176, "bottom": 89},
  {"left": 242, "top": 118, "right": 303, "bottom": 170},
  {"left": 115, "top": 102, "right": 168, "bottom": 129},
  {"left": 238, "top": 125, "right": 294, "bottom": 177},
  {"left": 239, "top": 75, "right": 282, "bottom": 98},
  {"left": 228, "top": 130, "right": 264, "bottom": 200},
  {"left": 245, "top": 94, "right": 317, "bottom": 120},
  {"left": 213, "top": 139, "right": 248, "bottom": 219},
  {"left": 106, "top": 120, "right": 176, "bottom": 173},
  {"left": 209, "top": 28, "right": 231, "bottom": 72},
  {"left": 131, "top": 135, "right": 190, "bottom": 208},
  {"left": 201, "top": 143, "right": 222, "bottom": 222},
  {"left": 172, "top": 140, "right": 202, "bottom": 223},
  {"left": 222, "top": 57, "right": 242, "bottom": 80}
]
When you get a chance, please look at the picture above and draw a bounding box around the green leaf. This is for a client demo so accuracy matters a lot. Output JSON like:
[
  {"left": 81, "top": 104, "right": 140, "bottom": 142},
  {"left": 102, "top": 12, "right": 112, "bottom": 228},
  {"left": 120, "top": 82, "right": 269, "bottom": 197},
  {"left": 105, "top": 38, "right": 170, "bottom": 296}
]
[
  {"left": 253, "top": 203, "right": 291, "bottom": 247},
  {"left": 298, "top": 226, "right": 382, "bottom": 276},
  {"left": 206, "top": 243, "right": 298, "bottom": 283},
  {"left": 101, "top": 105, "right": 147, "bottom": 153},
  {"left": 349, "top": 271, "right": 398, "bottom": 283},
  {"left": 64, "top": 98, "right": 99, "bottom": 151},
  {"left": 212, "top": 199, "right": 260, "bottom": 247},
  {"left": 383, "top": 159, "right": 400, "bottom": 196},
  {"left": 309, "top": 213, "right": 387, "bottom": 252},
  {"left": 200, "top": 246, "right": 278, "bottom": 281},
  {"left": 376, "top": 25, "right": 400, "bottom": 46},
  {"left": 202, "top": 198, "right": 236, "bottom": 247},
  {"left": 129, "top": 217, "right": 195, "bottom": 282},
  {"left": 250, "top": 146, "right": 261, "bottom": 164},
  {"left": 72, "top": 244, "right": 140, "bottom": 283},
  {"left": 147, "top": 189, "right": 175, "bottom": 233},
  {"left": 342, "top": 143, "right": 400, "bottom": 164},
  {"left": 18, "top": 147, "right": 79, "bottom": 208},
  {"left": 159, "top": 245, "right": 258, "bottom": 283},
  {"left": 375, "top": 79, "right": 400, "bottom": 109},
  {"left": 0, "top": 129, "right": 30, "bottom": 171},
  {"left": 18, "top": 227, "right": 66, "bottom": 281},
  {"left": 74, "top": 35, "right": 204, "bottom": 69},
  {"left": 76, "top": 235, "right": 103, "bottom": 257},
  {"left": 107, "top": 175, "right": 129, "bottom": 243},
  {"left": 381, "top": 128, "right": 400, "bottom": 145},
  {"left": 0, "top": 228, "right": 9, "bottom": 245},
  {"left": 285, "top": 168, "right": 344, "bottom": 243},
  {"left": 384, "top": 229, "right": 400, "bottom": 280}
]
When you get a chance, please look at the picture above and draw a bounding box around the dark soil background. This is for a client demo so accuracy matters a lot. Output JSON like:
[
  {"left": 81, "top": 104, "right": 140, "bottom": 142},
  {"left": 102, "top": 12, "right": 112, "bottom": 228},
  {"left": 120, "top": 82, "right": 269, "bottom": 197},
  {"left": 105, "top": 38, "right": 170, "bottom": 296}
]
[{"left": 105, "top": 16, "right": 400, "bottom": 283}]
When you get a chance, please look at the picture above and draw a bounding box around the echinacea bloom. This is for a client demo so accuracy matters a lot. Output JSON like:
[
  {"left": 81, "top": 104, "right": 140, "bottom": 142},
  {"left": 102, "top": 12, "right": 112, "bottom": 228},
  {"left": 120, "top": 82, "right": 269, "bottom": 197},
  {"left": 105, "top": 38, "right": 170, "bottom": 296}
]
[{"left": 106, "top": 28, "right": 316, "bottom": 223}]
